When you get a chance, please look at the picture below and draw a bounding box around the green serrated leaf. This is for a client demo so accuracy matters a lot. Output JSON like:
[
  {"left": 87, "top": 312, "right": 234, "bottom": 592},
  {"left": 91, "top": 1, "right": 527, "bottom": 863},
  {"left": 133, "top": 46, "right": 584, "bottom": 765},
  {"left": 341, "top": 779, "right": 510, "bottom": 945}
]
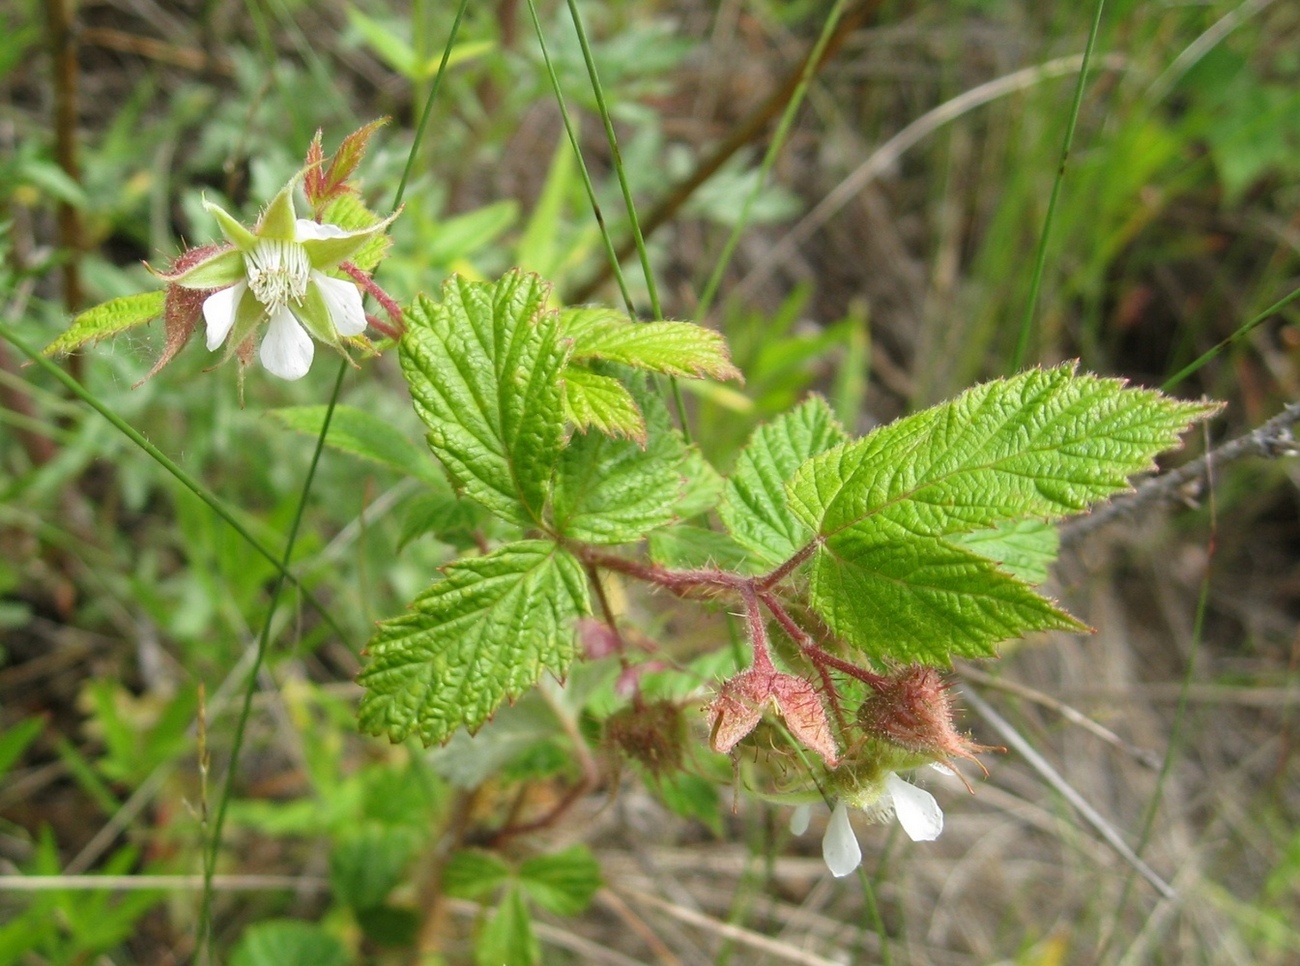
[
  {"left": 808, "top": 535, "right": 1083, "bottom": 663},
  {"left": 443, "top": 849, "right": 512, "bottom": 900},
  {"left": 720, "top": 396, "right": 848, "bottom": 568},
  {"left": 519, "top": 845, "right": 601, "bottom": 917},
  {"left": 477, "top": 886, "right": 539, "bottom": 966},
  {"left": 953, "top": 518, "right": 1058, "bottom": 585},
  {"left": 561, "top": 307, "right": 740, "bottom": 381},
  {"left": 42, "top": 291, "right": 165, "bottom": 356},
  {"left": 791, "top": 366, "right": 1216, "bottom": 538},
  {"left": 551, "top": 387, "right": 686, "bottom": 544},
  {"left": 561, "top": 366, "right": 646, "bottom": 442},
  {"left": 789, "top": 366, "right": 1215, "bottom": 663},
  {"left": 675, "top": 446, "right": 725, "bottom": 517},
  {"left": 358, "top": 542, "right": 589, "bottom": 745},
  {"left": 400, "top": 273, "right": 567, "bottom": 528},
  {"left": 269, "top": 405, "right": 444, "bottom": 485}
]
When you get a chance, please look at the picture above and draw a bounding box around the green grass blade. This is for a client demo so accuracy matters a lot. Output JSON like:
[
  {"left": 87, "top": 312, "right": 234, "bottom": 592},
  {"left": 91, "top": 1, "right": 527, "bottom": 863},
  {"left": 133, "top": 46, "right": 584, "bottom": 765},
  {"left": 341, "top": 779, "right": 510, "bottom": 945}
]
[
  {"left": 1011, "top": 0, "right": 1108, "bottom": 373},
  {"left": 694, "top": 0, "right": 850, "bottom": 323}
]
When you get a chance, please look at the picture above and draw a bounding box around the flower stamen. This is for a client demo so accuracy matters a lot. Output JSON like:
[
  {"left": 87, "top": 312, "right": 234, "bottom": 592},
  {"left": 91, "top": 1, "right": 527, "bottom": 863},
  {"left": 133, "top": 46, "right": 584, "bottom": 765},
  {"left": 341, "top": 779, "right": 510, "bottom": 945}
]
[{"left": 245, "top": 239, "right": 310, "bottom": 310}]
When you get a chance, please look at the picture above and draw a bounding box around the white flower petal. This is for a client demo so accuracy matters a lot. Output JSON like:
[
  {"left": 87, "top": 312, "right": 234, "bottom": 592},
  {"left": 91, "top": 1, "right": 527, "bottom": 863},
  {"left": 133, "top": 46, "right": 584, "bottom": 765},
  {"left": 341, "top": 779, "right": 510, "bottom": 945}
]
[
  {"left": 931, "top": 763, "right": 957, "bottom": 777},
  {"left": 260, "top": 306, "right": 314, "bottom": 380},
  {"left": 789, "top": 804, "right": 812, "bottom": 837},
  {"left": 295, "top": 218, "right": 349, "bottom": 241},
  {"left": 886, "top": 773, "right": 943, "bottom": 842},
  {"left": 313, "top": 271, "right": 367, "bottom": 336},
  {"left": 202, "top": 281, "right": 246, "bottom": 351},
  {"left": 822, "top": 802, "right": 862, "bottom": 878}
]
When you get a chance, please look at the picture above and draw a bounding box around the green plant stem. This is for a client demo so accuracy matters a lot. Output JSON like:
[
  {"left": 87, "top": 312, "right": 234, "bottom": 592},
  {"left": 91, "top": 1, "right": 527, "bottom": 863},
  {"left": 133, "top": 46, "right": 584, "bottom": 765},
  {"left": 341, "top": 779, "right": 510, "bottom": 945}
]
[
  {"left": 1161, "top": 285, "right": 1300, "bottom": 392},
  {"left": 396, "top": 0, "right": 471, "bottom": 209},
  {"left": 523, "top": 0, "right": 636, "bottom": 315},
  {"left": 560, "top": 0, "right": 692, "bottom": 438},
  {"left": 0, "top": 321, "right": 350, "bottom": 644},
  {"left": 195, "top": 358, "right": 350, "bottom": 957},
  {"left": 196, "top": 5, "right": 469, "bottom": 952},
  {"left": 1011, "top": 0, "right": 1107, "bottom": 372},
  {"left": 694, "top": 0, "right": 850, "bottom": 323}
]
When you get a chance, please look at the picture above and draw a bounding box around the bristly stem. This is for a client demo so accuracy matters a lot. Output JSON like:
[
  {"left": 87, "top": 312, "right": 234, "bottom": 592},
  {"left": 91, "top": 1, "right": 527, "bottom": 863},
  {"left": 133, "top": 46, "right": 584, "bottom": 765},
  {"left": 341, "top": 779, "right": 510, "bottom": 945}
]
[{"left": 758, "top": 539, "right": 819, "bottom": 591}]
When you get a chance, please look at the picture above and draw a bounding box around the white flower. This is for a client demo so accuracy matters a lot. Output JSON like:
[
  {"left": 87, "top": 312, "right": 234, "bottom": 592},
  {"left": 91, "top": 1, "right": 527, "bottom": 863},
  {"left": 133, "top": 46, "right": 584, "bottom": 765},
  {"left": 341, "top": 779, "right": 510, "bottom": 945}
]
[
  {"left": 799, "top": 773, "right": 945, "bottom": 879},
  {"left": 161, "top": 180, "right": 395, "bottom": 380}
]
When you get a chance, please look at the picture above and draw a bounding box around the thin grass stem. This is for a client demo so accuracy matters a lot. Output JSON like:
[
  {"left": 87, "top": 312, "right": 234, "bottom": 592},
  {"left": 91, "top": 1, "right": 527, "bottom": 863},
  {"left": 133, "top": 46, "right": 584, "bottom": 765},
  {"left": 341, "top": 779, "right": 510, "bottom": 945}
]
[
  {"left": 695, "top": 0, "right": 850, "bottom": 323},
  {"left": 0, "top": 322, "right": 350, "bottom": 643},
  {"left": 560, "top": 0, "right": 692, "bottom": 437},
  {"left": 523, "top": 0, "right": 636, "bottom": 315},
  {"left": 196, "top": 6, "right": 467, "bottom": 953},
  {"left": 1011, "top": 0, "right": 1107, "bottom": 372}
]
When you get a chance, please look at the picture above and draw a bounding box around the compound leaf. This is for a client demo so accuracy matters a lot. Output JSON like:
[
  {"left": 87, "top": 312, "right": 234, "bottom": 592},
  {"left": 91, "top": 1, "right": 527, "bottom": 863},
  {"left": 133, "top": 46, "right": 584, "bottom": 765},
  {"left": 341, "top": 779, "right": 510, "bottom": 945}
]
[
  {"left": 358, "top": 541, "right": 589, "bottom": 746},
  {"left": 400, "top": 272, "right": 566, "bottom": 528},
  {"left": 720, "top": 395, "right": 848, "bottom": 568}
]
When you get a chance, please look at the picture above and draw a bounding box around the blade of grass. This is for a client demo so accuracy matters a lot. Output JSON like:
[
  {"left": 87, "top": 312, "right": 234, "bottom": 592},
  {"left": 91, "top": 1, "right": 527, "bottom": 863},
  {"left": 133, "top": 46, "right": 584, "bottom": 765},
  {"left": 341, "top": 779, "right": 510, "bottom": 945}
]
[
  {"left": 560, "top": 0, "right": 691, "bottom": 437},
  {"left": 1161, "top": 286, "right": 1300, "bottom": 392},
  {"left": 522, "top": 0, "right": 636, "bottom": 315},
  {"left": 196, "top": 3, "right": 471, "bottom": 956},
  {"left": 694, "top": 0, "right": 850, "bottom": 323},
  {"left": 1010, "top": 0, "right": 1108, "bottom": 372},
  {"left": 0, "top": 321, "right": 350, "bottom": 645}
]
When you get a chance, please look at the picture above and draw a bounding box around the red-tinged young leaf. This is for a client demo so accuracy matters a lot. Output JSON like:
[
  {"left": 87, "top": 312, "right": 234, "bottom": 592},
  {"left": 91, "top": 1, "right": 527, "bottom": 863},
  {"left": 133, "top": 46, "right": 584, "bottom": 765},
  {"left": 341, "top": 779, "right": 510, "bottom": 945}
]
[
  {"left": 561, "top": 366, "right": 646, "bottom": 443},
  {"left": 324, "top": 117, "right": 389, "bottom": 197},
  {"left": 303, "top": 129, "right": 326, "bottom": 205}
]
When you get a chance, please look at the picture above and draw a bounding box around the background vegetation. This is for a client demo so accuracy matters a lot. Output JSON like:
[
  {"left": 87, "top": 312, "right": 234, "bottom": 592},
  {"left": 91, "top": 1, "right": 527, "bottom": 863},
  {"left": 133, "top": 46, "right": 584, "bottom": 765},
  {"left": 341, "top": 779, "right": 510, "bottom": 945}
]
[{"left": 2, "top": 0, "right": 1299, "bottom": 962}]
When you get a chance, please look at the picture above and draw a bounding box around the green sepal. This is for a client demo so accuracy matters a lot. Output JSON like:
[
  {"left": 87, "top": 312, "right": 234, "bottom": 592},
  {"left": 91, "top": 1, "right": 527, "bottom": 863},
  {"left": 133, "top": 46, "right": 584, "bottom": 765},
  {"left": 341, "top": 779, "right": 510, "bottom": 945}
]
[
  {"left": 257, "top": 182, "right": 299, "bottom": 242},
  {"left": 293, "top": 281, "right": 343, "bottom": 348},
  {"left": 42, "top": 291, "right": 165, "bottom": 356},
  {"left": 202, "top": 198, "right": 258, "bottom": 251},
  {"left": 156, "top": 248, "right": 245, "bottom": 290},
  {"left": 219, "top": 286, "right": 269, "bottom": 361},
  {"left": 301, "top": 209, "right": 400, "bottom": 271}
]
